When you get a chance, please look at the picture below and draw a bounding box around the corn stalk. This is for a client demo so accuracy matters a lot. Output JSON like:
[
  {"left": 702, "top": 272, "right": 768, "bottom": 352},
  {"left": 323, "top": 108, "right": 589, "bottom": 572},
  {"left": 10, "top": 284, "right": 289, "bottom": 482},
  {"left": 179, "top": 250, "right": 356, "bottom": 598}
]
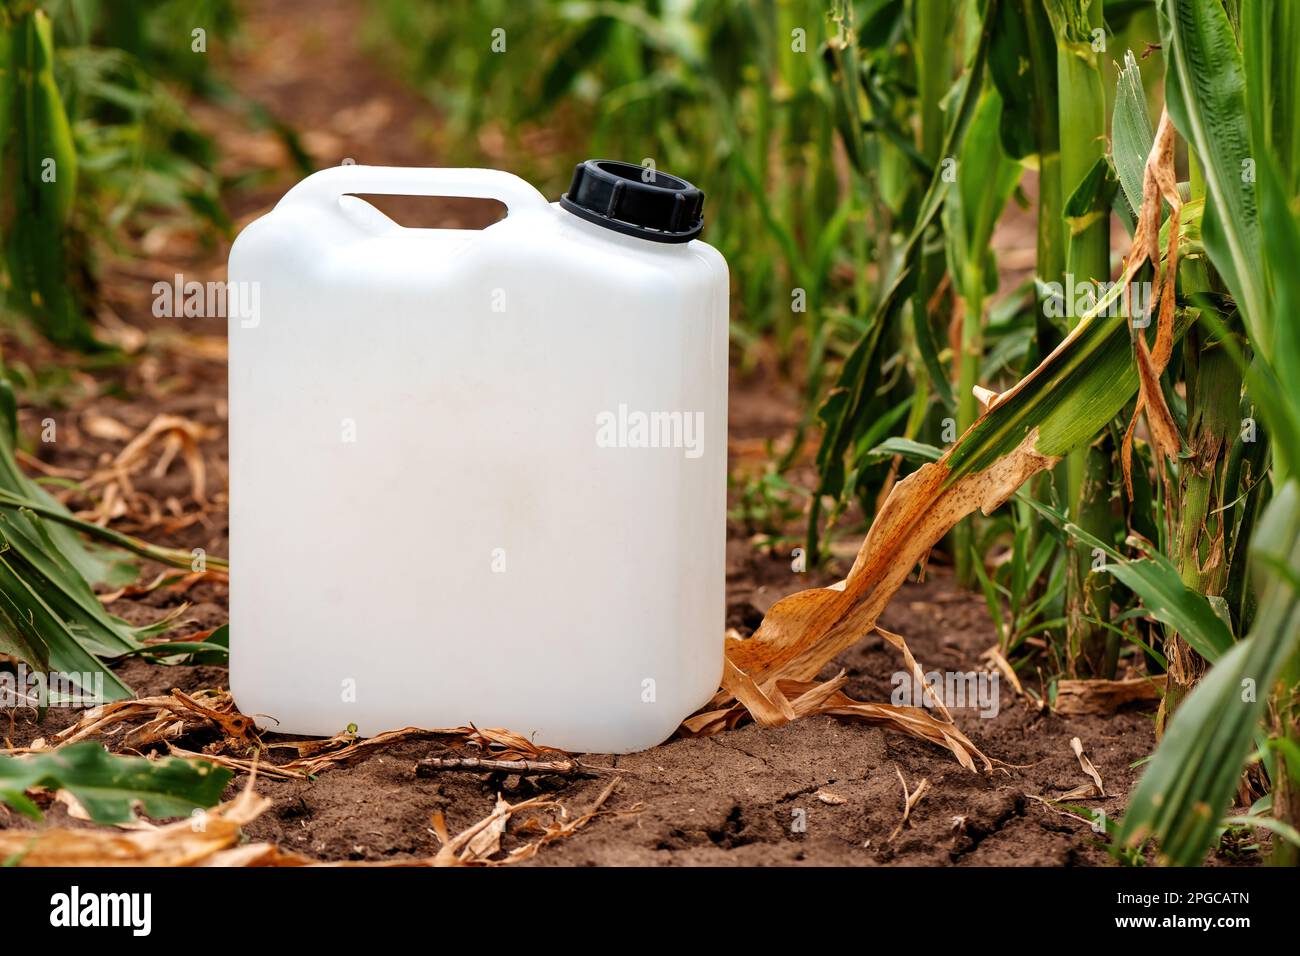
[
  {"left": 983, "top": 0, "right": 1068, "bottom": 648},
  {"left": 1243, "top": 0, "right": 1300, "bottom": 865},
  {"left": 906, "top": 0, "right": 956, "bottom": 431},
  {"left": 1113, "top": 0, "right": 1300, "bottom": 864},
  {"left": 0, "top": 6, "right": 91, "bottom": 348},
  {"left": 1045, "top": 0, "right": 1117, "bottom": 677},
  {"left": 809, "top": 0, "right": 1001, "bottom": 557},
  {"left": 943, "top": 86, "right": 1021, "bottom": 586}
]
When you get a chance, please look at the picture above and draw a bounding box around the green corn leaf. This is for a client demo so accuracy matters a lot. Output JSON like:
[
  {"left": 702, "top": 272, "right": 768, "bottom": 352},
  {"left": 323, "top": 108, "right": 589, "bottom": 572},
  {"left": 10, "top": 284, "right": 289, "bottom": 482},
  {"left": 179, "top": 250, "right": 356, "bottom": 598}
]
[
  {"left": 0, "top": 538, "right": 134, "bottom": 703},
  {"left": 0, "top": 743, "right": 231, "bottom": 824},
  {"left": 945, "top": 287, "right": 1149, "bottom": 479},
  {"left": 1255, "top": 158, "right": 1300, "bottom": 459},
  {"left": 0, "top": 9, "right": 94, "bottom": 349},
  {"left": 1159, "top": 0, "right": 1266, "bottom": 354},
  {"left": 1019, "top": 494, "right": 1234, "bottom": 661},
  {"left": 1222, "top": 814, "right": 1300, "bottom": 851},
  {"left": 1242, "top": 0, "right": 1300, "bottom": 193},
  {"left": 114, "top": 624, "right": 230, "bottom": 665},
  {"left": 0, "top": 373, "right": 166, "bottom": 701},
  {"left": 0, "top": 509, "right": 139, "bottom": 658},
  {"left": 0, "top": 382, "right": 134, "bottom": 588},
  {"left": 0, "top": 558, "right": 50, "bottom": 674},
  {"left": 0, "top": 487, "right": 220, "bottom": 573},
  {"left": 988, "top": 0, "right": 1059, "bottom": 163},
  {"left": 1105, "top": 558, "right": 1234, "bottom": 662},
  {"left": 1112, "top": 50, "right": 1154, "bottom": 221},
  {"left": 1062, "top": 154, "right": 1118, "bottom": 224},
  {"left": 867, "top": 436, "right": 944, "bottom": 464},
  {"left": 947, "top": 86, "right": 1023, "bottom": 288}
]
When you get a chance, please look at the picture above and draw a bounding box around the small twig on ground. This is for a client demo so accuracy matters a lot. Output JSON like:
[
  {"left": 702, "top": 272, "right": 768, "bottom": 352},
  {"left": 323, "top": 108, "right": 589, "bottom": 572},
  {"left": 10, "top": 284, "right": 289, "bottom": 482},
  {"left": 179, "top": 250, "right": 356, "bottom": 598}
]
[
  {"left": 415, "top": 757, "right": 619, "bottom": 778},
  {"left": 888, "top": 766, "right": 931, "bottom": 842}
]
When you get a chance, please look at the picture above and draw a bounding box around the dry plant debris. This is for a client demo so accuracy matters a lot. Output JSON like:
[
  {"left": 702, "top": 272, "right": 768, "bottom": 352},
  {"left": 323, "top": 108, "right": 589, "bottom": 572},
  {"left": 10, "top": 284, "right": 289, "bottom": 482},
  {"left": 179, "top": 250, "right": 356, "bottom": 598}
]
[
  {"left": 96, "top": 569, "right": 227, "bottom": 604},
  {"left": 6, "top": 688, "right": 569, "bottom": 782},
  {"left": 1024, "top": 793, "right": 1098, "bottom": 826},
  {"left": 1068, "top": 736, "right": 1107, "bottom": 799},
  {"left": 683, "top": 658, "right": 992, "bottom": 773},
  {"left": 980, "top": 645, "right": 1025, "bottom": 698},
  {"left": 28, "top": 411, "right": 220, "bottom": 532},
  {"left": 1055, "top": 675, "right": 1165, "bottom": 716},
  {"left": 888, "top": 766, "right": 931, "bottom": 842},
  {"left": 683, "top": 426, "right": 1047, "bottom": 773},
  {"left": 0, "top": 769, "right": 625, "bottom": 868},
  {"left": 415, "top": 756, "right": 609, "bottom": 777},
  {"left": 11, "top": 690, "right": 253, "bottom": 756},
  {"left": 1117, "top": 108, "right": 1184, "bottom": 501},
  {"left": 430, "top": 777, "right": 623, "bottom": 867},
  {"left": 278, "top": 724, "right": 564, "bottom": 777}
]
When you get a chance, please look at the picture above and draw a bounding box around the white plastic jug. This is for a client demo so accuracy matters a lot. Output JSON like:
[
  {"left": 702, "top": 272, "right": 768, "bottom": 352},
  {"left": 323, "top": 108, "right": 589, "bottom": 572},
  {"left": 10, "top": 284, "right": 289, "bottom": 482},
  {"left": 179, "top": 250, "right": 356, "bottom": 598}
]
[{"left": 227, "top": 161, "right": 728, "bottom": 753}]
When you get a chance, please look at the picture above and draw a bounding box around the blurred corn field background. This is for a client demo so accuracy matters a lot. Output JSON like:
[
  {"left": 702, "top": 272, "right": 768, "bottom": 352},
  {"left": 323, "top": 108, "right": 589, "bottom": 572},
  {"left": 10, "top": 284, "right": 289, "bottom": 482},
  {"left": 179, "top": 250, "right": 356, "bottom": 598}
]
[
  {"left": 0, "top": 0, "right": 242, "bottom": 350},
  {"left": 1, "top": 0, "right": 1299, "bottom": 866}
]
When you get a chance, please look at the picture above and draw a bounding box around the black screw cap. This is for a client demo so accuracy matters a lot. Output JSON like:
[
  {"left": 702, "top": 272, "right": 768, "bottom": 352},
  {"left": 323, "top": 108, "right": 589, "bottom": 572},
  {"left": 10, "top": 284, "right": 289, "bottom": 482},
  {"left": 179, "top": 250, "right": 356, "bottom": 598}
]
[{"left": 559, "top": 159, "right": 704, "bottom": 243}]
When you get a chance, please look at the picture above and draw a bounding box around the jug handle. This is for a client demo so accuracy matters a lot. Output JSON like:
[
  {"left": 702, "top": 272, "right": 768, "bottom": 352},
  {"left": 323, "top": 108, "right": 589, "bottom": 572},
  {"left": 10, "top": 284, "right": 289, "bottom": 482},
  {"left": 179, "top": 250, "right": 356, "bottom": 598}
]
[{"left": 276, "top": 165, "right": 551, "bottom": 219}]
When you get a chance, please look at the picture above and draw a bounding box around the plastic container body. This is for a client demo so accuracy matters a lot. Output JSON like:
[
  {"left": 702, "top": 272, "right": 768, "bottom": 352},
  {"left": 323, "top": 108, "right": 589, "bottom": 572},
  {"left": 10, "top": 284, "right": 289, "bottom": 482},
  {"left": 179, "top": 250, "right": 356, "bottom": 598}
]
[{"left": 227, "top": 166, "right": 728, "bottom": 753}]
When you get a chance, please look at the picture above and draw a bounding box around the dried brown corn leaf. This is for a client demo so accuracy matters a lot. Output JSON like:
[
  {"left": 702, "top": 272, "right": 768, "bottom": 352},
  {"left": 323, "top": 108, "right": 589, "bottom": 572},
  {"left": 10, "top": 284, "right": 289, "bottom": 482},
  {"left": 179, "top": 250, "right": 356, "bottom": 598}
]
[
  {"left": 680, "top": 674, "right": 991, "bottom": 772},
  {"left": 464, "top": 794, "right": 512, "bottom": 861},
  {"left": 168, "top": 689, "right": 258, "bottom": 749},
  {"left": 498, "top": 778, "right": 621, "bottom": 865},
  {"left": 692, "top": 431, "right": 1048, "bottom": 770},
  {"left": 721, "top": 659, "right": 796, "bottom": 728},
  {"left": 726, "top": 428, "right": 1053, "bottom": 691},
  {"left": 81, "top": 414, "right": 136, "bottom": 442},
  {"left": 1120, "top": 108, "right": 1185, "bottom": 498},
  {"left": 431, "top": 794, "right": 549, "bottom": 866},
  {"left": 1070, "top": 736, "right": 1106, "bottom": 797}
]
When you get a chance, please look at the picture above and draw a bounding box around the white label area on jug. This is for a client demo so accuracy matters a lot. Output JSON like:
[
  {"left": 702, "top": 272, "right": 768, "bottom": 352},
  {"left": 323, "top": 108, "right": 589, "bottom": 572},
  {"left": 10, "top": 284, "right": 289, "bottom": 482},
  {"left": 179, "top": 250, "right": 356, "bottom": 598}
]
[{"left": 595, "top": 404, "right": 706, "bottom": 459}]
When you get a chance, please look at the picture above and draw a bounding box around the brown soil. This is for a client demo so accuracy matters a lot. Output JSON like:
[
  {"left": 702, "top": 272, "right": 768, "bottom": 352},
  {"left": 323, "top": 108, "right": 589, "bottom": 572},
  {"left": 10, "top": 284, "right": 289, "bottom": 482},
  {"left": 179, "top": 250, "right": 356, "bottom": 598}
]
[
  {"left": 0, "top": 0, "right": 1223, "bottom": 867},
  {"left": 3, "top": 578, "right": 1160, "bottom": 866}
]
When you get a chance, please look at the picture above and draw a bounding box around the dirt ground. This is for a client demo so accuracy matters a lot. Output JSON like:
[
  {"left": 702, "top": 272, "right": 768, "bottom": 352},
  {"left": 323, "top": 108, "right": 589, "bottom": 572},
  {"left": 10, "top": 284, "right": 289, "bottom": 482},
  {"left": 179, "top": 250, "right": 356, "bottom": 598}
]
[{"left": 0, "top": 0, "right": 1212, "bottom": 866}]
